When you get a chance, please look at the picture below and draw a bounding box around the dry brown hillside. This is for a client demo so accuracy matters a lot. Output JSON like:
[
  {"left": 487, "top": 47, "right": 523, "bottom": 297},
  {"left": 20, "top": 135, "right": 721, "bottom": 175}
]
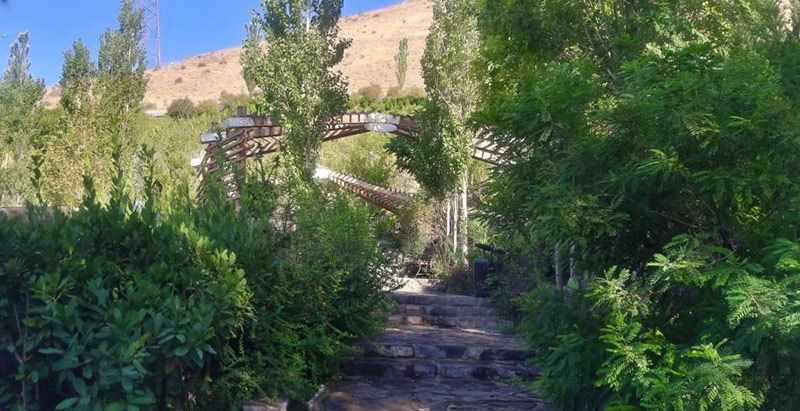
[{"left": 44, "top": 0, "right": 432, "bottom": 110}]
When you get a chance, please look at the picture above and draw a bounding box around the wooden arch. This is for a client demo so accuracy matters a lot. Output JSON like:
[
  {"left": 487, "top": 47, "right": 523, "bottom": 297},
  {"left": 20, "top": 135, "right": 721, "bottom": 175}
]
[{"left": 196, "top": 107, "right": 508, "bottom": 210}]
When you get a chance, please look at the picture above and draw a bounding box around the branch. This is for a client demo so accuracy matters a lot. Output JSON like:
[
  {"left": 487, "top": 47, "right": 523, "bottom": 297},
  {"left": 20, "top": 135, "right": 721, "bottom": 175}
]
[{"left": 648, "top": 209, "right": 702, "bottom": 230}]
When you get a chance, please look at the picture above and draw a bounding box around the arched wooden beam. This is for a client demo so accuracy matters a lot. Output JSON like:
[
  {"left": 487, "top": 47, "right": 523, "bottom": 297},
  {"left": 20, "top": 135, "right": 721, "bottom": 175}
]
[
  {"left": 315, "top": 167, "right": 415, "bottom": 213},
  {"left": 195, "top": 110, "right": 510, "bottom": 209},
  {"left": 198, "top": 111, "right": 508, "bottom": 169}
]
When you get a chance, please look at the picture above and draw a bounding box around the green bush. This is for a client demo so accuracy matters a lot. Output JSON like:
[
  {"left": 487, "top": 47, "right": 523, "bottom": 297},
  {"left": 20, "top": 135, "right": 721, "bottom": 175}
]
[
  {"left": 195, "top": 99, "right": 220, "bottom": 117},
  {"left": 2, "top": 138, "right": 395, "bottom": 409},
  {"left": 353, "top": 83, "right": 383, "bottom": 104},
  {"left": 386, "top": 85, "right": 402, "bottom": 99},
  {"left": 218, "top": 91, "right": 252, "bottom": 113},
  {"left": 166, "top": 98, "right": 197, "bottom": 119},
  {"left": 478, "top": 0, "right": 800, "bottom": 409},
  {"left": 0, "top": 153, "right": 251, "bottom": 409},
  {"left": 400, "top": 86, "right": 424, "bottom": 99},
  {"left": 178, "top": 172, "right": 395, "bottom": 406}
]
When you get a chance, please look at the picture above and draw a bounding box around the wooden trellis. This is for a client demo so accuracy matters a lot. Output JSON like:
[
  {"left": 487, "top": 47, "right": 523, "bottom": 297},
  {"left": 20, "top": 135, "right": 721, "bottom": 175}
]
[{"left": 196, "top": 107, "right": 509, "bottom": 211}]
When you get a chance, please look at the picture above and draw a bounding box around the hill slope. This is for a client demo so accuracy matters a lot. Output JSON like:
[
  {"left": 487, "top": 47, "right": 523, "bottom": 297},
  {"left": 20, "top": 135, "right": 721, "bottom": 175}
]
[{"left": 44, "top": 0, "right": 432, "bottom": 110}]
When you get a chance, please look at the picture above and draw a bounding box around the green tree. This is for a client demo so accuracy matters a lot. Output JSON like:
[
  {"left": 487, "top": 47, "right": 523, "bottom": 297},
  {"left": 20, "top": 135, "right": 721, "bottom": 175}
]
[
  {"left": 242, "top": 0, "right": 350, "bottom": 176},
  {"left": 3, "top": 31, "right": 38, "bottom": 87},
  {"left": 390, "top": 0, "right": 480, "bottom": 259},
  {"left": 167, "top": 97, "right": 198, "bottom": 119},
  {"left": 0, "top": 31, "right": 45, "bottom": 205},
  {"left": 95, "top": 0, "right": 148, "bottom": 137},
  {"left": 41, "top": 40, "right": 99, "bottom": 205},
  {"left": 59, "top": 40, "right": 95, "bottom": 118},
  {"left": 476, "top": 0, "right": 800, "bottom": 409},
  {"left": 394, "top": 37, "right": 409, "bottom": 91},
  {"left": 242, "top": 18, "right": 262, "bottom": 95},
  {"left": 43, "top": 0, "right": 149, "bottom": 206}
]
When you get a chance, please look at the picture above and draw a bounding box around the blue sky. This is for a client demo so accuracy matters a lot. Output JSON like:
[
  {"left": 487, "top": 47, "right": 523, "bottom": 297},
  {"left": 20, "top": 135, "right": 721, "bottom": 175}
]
[{"left": 0, "top": 0, "right": 401, "bottom": 86}]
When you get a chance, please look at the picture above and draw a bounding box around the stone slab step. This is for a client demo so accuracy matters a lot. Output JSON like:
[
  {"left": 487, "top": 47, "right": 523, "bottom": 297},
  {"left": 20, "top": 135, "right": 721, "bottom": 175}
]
[
  {"left": 395, "top": 277, "right": 440, "bottom": 294},
  {"left": 313, "top": 377, "right": 549, "bottom": 410},
  {"left": 387, "top": 313, "right": 511, "bottom": 332},
  {"left": 395, "top": 303, "right": 498, "bottom": 317},
  {"left": 391, "top": 291, "right": 489, "bottom": 308},
  {"left": 358, "top": 325, "right": 531, "bottom": 361},
  {"left": 343, "top": 357, "right": 538, "bottom": 381}
]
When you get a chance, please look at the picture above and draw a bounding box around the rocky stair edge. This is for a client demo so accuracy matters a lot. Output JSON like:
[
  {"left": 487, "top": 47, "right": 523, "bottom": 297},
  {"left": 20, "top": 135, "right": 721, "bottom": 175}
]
[{"left": 341, "top": 290, "right": 537, "bottom": 382}]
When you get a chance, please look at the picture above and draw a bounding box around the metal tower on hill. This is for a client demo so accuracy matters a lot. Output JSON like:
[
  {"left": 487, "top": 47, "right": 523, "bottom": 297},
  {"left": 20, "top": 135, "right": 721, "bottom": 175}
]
[{"left": 136, "top": 0, "right": 161, "bottom": 68}]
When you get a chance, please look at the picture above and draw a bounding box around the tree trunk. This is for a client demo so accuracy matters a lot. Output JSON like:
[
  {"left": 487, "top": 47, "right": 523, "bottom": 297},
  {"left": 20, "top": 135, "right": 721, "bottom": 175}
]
[
  {"left": 306, "top": 0, "right": 313, "bottom": 31},
  {"left": 554, "top": 242, "right": 564, "bottom": 290},
  {"left": 452, "top": 194, "right": 458, "bottom": 254},
  {"left": 445, "top": 201, "right": 451, "bottom": 237},
  {"left": 569, "top": 242, "right": 576, "bottom": 286},
  {"left": 459, "top": 172, "right": 469, "bottom": 264}
]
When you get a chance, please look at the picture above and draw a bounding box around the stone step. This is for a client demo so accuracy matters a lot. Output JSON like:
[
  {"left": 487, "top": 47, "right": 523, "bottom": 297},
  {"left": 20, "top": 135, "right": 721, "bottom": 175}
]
[
  {"left": 313, "top": 377, "right": 548, "bottom": 410},
  {"left": 387, "top": 313, "right": 512, "bottom": 331},
  {"left": 359, "top": 325, "right": 532, "bottom": 361},
  {"left": 342, "top": 357, "right": 538, "bottom": 381},
  {"left": 395, "top": 303, "right": 499, "bottom": 317},
  {"left": 391, "top": 291, "right": 489, "bottom": 308}
]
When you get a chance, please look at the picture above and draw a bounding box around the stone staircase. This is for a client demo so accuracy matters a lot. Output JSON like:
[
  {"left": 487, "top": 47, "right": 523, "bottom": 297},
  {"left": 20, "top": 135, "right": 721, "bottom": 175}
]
[{"left": 312, "top": 281, "right": 548, "bottom": 410}]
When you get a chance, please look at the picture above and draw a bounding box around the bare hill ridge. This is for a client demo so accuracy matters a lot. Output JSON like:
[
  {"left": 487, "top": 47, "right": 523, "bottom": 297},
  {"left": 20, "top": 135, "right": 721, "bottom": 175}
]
[{"left": 44, "top": 0, "right": 432, "bottom": 110}]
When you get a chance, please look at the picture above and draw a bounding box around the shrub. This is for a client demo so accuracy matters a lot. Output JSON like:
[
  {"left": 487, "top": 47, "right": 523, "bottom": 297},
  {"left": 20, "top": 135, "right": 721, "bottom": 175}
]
[
  {"left": 218, "top": 91, "right": 252, "bottom": 113},
  {"left": 386, "top": 85, "right": 402, "bottom": 99},
  {"left": 196, "top": 99, "right": 220, "bottom": 116},
  {"left": 479, "top": 1, "right": 800, "bottom": 409},
  {"left": 167, "top": 97, "right": 196, "bottom": 119},
  {"left": 353, "top": 83, "right": 382, "bottom": 103},
  {"left": 0, "top": 147, "right": 252, "bottom": 409},
  {"left": 401, "top": 86, "right": 424, "bottom": 98},
  {"left": 189, "top": 177, "right": 395, "bottom": 405},
  {"left": 174, "top": 77, "right": 183, "bottom": 84},
  {"left": 1, "top": 140, "right": 396, "bottom": 409}
]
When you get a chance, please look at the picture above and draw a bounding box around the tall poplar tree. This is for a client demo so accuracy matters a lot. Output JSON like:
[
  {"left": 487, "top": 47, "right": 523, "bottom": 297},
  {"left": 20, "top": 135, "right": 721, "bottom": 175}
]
[
  {"left": 0, "top": 31, "right": 45, "bottom": 205},
  {"left": 95, "top": 0, "right": 148, "bottom": 138},
  {"left": 59, "top": 41, "right": 95, "bottom": 119},
  {"left": 42, "top": 41, "right": 98, "bottom": 205},
  {"left": 43, "top": 0, "right": 148, "bottom": 205},
  {"left": 394, "top": 37, "right": 409, "bottom": 91},
  {"left": 390, "top": 0, "right": 480, "bottom": 259},
  {"left": 242, "top": 0, "right": 350, "bottom": 177}
]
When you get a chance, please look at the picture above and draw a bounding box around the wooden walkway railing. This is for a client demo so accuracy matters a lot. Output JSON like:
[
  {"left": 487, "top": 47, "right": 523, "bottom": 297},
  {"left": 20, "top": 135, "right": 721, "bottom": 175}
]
[{"left": 315, "top": 167, "right": 414, "bottom": 212}]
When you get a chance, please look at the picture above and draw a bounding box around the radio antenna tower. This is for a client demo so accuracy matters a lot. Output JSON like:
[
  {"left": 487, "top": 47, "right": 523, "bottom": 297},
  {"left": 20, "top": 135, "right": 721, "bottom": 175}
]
[{"left": 136, "top": 0, "right": 161, "bottom": 68}]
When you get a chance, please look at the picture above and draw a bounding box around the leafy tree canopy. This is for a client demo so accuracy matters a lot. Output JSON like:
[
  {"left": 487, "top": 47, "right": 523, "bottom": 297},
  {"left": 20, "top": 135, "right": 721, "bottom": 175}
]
[
  {"left": 476, "top": 0, "right": 800, "bottom": 409},
  {"left": 389, "top": 0, "right": 480, "bottom": 198},
  {"left": 242, "top": 0, "right": 351, "bottom": 177}
]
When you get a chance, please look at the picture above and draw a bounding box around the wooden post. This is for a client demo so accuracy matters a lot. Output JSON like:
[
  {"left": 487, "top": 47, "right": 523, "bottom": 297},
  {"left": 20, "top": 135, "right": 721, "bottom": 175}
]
[{"left": 234, "top": 128, "right": 248, "bottom": 214}]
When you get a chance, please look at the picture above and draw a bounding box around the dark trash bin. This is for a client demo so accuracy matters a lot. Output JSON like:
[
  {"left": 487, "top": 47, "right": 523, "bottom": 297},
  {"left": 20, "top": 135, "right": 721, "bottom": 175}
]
[{"left": 474, "top": 258, "right": 490, "bottom": 297}]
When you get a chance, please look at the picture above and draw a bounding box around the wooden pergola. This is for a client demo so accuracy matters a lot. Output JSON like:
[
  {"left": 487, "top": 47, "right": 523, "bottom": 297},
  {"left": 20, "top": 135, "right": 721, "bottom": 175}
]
[{"left": 196, "top": 107, "right": 508, "bottom": 211}]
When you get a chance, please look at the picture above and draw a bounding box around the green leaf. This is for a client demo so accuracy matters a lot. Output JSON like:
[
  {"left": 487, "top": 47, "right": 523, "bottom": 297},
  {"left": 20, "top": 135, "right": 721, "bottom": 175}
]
[
  {"left": 121, "top": 379, "right": 133, "bottom": 393},
  {"left": 56, "top": 397, "right": 80, "bottom": 410}
]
